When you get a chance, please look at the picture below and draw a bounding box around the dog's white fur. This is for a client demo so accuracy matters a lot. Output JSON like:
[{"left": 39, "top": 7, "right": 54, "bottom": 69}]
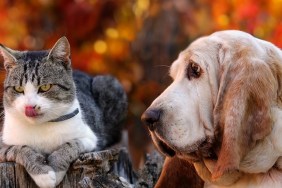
[{"left": 147, "top": 30, "right": 282, "bottom": 187}]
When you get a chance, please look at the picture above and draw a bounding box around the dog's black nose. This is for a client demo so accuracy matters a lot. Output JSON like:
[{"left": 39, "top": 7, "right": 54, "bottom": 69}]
[{"left": 141, "top": 109, "right": 160, "bottom": 131}]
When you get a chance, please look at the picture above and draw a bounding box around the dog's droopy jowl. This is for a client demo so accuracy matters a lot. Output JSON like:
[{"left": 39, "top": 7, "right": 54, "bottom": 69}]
[{"left": 142, "top": 30, "right": 282, "bottom": 187}]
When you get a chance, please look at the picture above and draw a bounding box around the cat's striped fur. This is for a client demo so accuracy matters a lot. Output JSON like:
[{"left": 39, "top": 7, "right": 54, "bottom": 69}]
[{"left": 0, "top": 37, "right": 127, "bottom": 188}]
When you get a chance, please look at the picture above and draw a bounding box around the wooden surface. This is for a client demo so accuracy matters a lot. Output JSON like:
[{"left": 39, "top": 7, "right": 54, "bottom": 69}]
[
  {"left": 0, "top": 148, "right": 135, "bottom": 188},
  {"left": 0, "top": 148, "right": 164, "bottom": 188}
]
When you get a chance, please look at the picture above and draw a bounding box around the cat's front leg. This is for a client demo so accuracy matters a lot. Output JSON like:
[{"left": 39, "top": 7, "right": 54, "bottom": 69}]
[
  {"left": 48, "top": 138, "right": 96, "bottom": 186},
  {"left": 0, "top": 142, "right": 56, "bottom": 188}
]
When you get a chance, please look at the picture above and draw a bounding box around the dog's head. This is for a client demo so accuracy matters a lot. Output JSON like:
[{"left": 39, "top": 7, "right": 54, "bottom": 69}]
[{"left": 142, "top": 30, "right": 282, "bottom": 179}]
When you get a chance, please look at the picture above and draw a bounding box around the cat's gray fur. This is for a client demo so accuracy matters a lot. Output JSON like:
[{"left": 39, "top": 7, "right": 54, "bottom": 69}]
[
  {"left": 74, "top": 71, "right": 127, "bottom": 149},
  {"left": 3, "top": 50, "right": 75, "bottom": 106},
  {"left": 0, "top": 37, "right": 127, "bottom": 187}
]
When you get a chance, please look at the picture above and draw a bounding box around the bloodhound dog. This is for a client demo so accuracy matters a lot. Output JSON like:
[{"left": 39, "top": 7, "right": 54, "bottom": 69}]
[{"left": 142, "top": 30, "right": 282, "bottom": 187}]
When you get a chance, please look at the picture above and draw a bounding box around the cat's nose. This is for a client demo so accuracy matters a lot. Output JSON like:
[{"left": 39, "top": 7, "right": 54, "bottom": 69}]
[{"left": 25, "top": 105, "right": 39, "bottom": 117}]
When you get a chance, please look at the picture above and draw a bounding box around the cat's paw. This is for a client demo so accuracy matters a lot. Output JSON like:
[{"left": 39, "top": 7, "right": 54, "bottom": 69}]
[
  {"left": 79, "top": 138, "right": 97, "bottom": 152},
  {"left": 29, "top": 171, "right": 56, "bottom": 188},
  {"left": 54, "top": 171, "right": 67, "bottom": 186}
]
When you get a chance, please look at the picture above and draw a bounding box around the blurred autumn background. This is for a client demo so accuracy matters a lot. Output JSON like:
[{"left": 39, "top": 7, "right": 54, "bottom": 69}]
[{"left": 1, "top": 0, "right": 282, "bottom": 170}]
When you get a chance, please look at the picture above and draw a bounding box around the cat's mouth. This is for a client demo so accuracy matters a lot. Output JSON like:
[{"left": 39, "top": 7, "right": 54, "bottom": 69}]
[
  {"left": 25, "top": 113, "right": 44, "bottom": 118},
  {"left": 25, "top": 106, "right": 43, "bottom": 118}
]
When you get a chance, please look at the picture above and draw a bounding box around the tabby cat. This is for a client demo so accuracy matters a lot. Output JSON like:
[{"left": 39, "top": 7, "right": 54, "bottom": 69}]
[{"left": 0, "top": 37, "right": 127, "bottom": 188}]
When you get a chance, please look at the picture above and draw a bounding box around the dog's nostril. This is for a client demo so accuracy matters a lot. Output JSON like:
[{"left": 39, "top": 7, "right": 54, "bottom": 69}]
[{"left": 141, "top": 109, "right": 161, "bottom": 131}]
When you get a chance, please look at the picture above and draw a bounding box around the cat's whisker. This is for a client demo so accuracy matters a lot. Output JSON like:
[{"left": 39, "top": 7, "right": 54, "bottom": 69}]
[
  {"left": 46, "top": 111, "right": 70, "bottom": 118},
  {"left": 41, "top": 106, "right": 71, "bottom": 114},
  {"left": 45, "top": 112, "right": 61, "bottom": 117}
]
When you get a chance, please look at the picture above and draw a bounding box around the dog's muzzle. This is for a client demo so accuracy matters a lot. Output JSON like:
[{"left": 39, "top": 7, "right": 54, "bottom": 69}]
[
  {"left": 141, "top": 108, "right": 216, "bottom": 160},
  {"left": 141, "top": 108, "right": 176, "bottom": 157}
]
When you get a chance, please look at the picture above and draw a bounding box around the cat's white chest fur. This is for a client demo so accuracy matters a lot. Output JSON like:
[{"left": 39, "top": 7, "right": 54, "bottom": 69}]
[{"left": 2, "top": 100, "right": 98, "bottom": 154}]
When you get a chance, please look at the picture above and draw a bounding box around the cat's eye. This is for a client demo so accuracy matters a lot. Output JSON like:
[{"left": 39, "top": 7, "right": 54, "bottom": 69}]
[
  {"left": 38, "top": 84, "right": 52, "bottom": 93},
  {"left": 187, "top": 61, "right": 202, "bottom": 80},
  {"left": 14, "top": 86, "right": 24, "bottom": 93}
]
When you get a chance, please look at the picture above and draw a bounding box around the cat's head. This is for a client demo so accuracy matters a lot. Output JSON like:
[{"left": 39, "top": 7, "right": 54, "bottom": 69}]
[{"left": 0, "top": 37, "right": 76, "bottom": 124}]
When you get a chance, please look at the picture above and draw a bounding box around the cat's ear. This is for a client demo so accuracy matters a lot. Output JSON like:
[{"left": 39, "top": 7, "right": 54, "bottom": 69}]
[
  {"left": 0, "top": 44, "right": 17, "bottom": 71},
  {"left": 47, "top": 36, "right": 70, "bottom": 65}
]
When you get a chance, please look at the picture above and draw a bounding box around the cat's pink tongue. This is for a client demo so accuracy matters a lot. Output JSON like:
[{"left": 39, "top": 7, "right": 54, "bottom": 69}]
[{"left": 25, "top": 106, "right": 38, "bottom": 117}]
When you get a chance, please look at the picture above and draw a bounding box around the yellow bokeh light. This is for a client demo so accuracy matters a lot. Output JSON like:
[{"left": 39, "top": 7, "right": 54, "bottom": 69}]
[
  {"left": 134, "top": 0, "right": 150, "bottom": 16},
  {"left": 106, "top": 28, "right": 119, "bottom": 39},
  {"left": 93, "top": 40, "right": 107, "bottom": 54},
  {"left": 254, "top": 27, "right": 265, "bottom": 38},
  {"left": 137, "top": 0, "right": 149, "bottom": 10},
  {"left": 217, "top": 14, "right": 229, "bottom": 27}
]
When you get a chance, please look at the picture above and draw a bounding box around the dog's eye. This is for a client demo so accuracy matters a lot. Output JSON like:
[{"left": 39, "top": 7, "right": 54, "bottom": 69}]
[{"left": 187, "top": 61, "right": 201, "bottom": 80}]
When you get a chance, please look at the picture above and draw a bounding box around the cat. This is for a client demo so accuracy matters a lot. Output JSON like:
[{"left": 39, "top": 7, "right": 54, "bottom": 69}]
[{"left": 0, "top": 37, "right": 127, "bottom": 188}]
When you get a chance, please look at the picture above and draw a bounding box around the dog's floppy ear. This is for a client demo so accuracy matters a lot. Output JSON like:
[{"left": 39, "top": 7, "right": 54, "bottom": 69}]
[
  {"left": 212, "top": 45, "right": 277, "bottom": 180},
  {"left": 156, "top": 157, "right": 204, "bottom": 188}
]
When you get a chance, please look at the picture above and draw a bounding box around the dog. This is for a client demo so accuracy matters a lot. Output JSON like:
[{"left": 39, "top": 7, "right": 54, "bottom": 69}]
[{"left": 142, "top": 30, "right": 282, "bottom": 187}]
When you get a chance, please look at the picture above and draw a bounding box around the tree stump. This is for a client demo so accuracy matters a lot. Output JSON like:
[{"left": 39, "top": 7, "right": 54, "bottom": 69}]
[{"left": 0, "top": 148, "right": 164, "bottom": 188}]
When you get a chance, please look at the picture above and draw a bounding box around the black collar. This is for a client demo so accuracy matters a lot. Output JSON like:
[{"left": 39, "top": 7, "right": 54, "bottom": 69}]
[{"left": 48, "top": 108, "right": 79, "bottom": 122}]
